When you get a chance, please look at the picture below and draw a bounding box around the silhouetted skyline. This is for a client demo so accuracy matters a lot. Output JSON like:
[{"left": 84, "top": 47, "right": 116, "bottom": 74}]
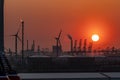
[{"left": 4, "top": 0, "right": 120, "bottom": 51}]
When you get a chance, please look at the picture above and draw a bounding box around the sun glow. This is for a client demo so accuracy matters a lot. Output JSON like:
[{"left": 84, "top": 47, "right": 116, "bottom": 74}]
[{"left": 92, "top": 34, "right": 99, "bottom": 42}]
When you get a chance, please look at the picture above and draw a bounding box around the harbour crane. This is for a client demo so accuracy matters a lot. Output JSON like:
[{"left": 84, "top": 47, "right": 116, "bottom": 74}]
[
  {"left": 73, "top": 40, "right": 77, "bottom": 52},
  {"left": 27, "top": 40, "right": 29, "bottom": 51},
  {"left": 88, "top": 42, "right": 93, "bottom": 53},
  {"left": 83, "top": 39, "right": 87, "bottom": 56},
  {"left": 31, "top": 40, "right": 35, "bottom": 51},
  {"left": 67, "top": 34, "right": 73, "bottom": 55},
  {"left": 78, "top": 39, "right": 82, "bottom": 52}
]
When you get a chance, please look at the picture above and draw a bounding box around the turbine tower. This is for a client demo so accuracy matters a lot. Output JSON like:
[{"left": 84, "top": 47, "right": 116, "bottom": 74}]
[{"left": 0, "top": 0, "right": 4, "bottom": 52}]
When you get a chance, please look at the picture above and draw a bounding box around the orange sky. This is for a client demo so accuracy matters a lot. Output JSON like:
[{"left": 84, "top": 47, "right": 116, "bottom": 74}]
[{"left": 4, "top": 0, "right": 120, "bottom": 51}]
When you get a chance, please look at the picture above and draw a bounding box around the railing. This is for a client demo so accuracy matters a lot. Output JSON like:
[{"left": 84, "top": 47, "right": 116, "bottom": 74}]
[{"left": 0, "top": 52, "right": 21, "bottom": 80}]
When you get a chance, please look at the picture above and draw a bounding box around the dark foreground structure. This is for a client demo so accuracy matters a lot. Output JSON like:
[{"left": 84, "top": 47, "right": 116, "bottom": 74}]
[
  {"left": 11, "top": 56, "right": 120, "bottom": 73},
  {"left": 0, "top": 0, "right": 21, "bottom": 80},
  {"left": 0, "top": 0, "right": 4, "bottom": 52},
  {"left": 28, "top": 57, "right": 120, "bottom": 72},
  {"left": 18, "top": 73, "right": 120, "bottom": 80}
]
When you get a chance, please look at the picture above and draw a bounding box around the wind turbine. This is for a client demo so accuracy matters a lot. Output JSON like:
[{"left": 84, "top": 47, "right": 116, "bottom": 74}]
[
  {"left": 10, "top": 27, "right": 21, "bottom": 56},
  {"left": 55, "top": 30, "right": 62, "bottom": 56}
]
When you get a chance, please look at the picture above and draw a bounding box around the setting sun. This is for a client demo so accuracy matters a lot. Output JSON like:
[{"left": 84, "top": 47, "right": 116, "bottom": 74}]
[{"left": 92, "top": 34, "right": 99, "bottom": 42}]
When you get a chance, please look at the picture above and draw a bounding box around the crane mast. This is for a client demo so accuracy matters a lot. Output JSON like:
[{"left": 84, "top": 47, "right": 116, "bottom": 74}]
[{"left": 67, "top": 34, "right": 73, "bottom": 55}]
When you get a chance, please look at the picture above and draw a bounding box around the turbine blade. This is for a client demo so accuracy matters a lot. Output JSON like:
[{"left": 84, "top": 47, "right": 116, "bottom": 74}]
[
  {"left": 10, "top": 35, "right": 16, "bottom": 37},
  {"left": 67, "top": 34, "right": 72, "bottom": 40},
  {"left": 58, "top": 30, "right": 62, "bottom": 39},
  {"left": 16, "top": 25, "right": 21, "bottom": 34},
  {"left": 17, "top": 36, "right": 22, "bottom": 42}
]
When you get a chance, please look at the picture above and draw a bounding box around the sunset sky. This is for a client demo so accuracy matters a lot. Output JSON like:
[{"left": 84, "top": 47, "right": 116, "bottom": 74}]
[{"left": 4, "top": 0, "right": 120, "bottom": 51}]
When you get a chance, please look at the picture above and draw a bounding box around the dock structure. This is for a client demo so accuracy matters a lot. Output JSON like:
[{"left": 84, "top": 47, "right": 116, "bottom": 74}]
[{"left": 18, "top": 73, "right": 120, "bottom": 80}]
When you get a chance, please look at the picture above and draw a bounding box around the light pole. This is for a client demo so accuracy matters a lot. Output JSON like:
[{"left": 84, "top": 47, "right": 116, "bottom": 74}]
[{"left": 0, "top": 0, "right": 4, "bottom": 52}]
